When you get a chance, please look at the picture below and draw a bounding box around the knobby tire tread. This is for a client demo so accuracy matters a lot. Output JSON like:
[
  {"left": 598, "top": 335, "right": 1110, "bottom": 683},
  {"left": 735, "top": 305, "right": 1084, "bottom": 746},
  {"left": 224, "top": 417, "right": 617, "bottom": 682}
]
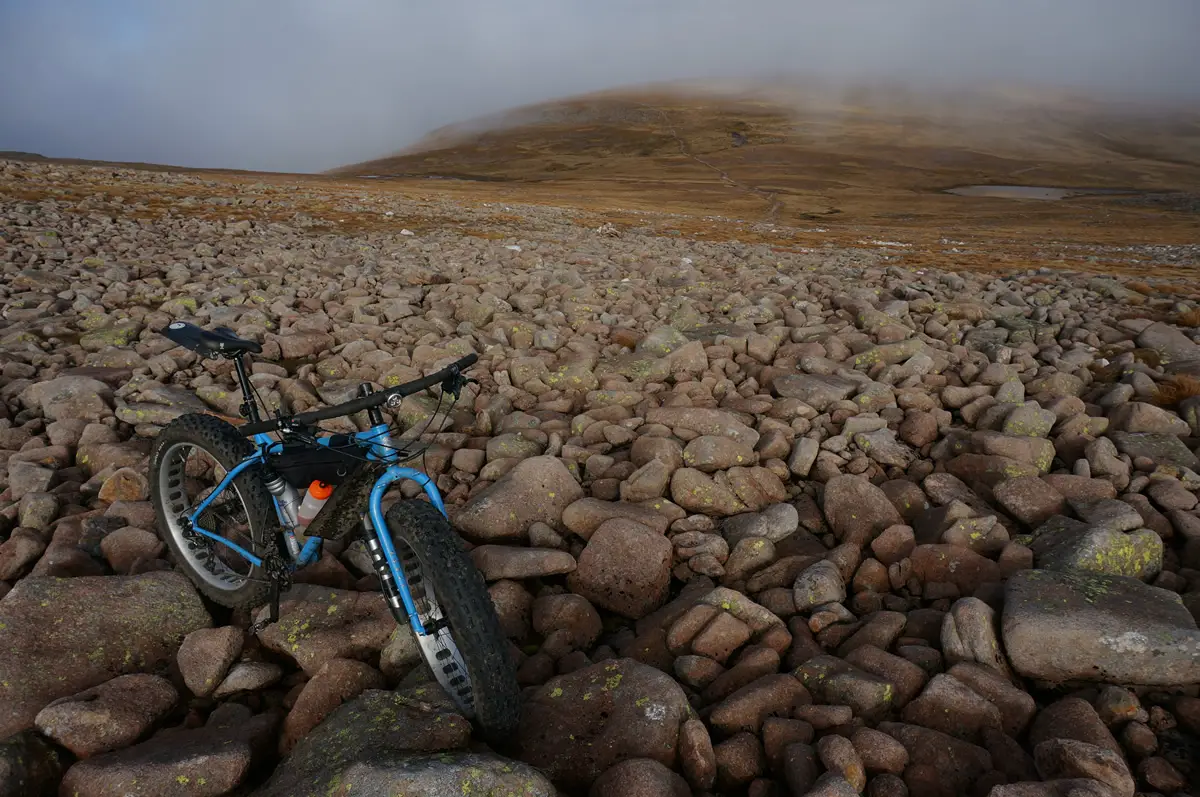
[
  {"left": 149, "top": 412, "right": 274, "bottom": 610},
  {"left": 383, "top": 499, "right": 522, "bottom": 744}
]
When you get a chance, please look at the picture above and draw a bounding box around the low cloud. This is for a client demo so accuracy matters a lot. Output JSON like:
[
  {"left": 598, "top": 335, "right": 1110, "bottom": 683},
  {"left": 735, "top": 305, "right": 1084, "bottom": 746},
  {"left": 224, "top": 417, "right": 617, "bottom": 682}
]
[{"left": 1, "top": 0, "right": 1197, "bottom": 172}]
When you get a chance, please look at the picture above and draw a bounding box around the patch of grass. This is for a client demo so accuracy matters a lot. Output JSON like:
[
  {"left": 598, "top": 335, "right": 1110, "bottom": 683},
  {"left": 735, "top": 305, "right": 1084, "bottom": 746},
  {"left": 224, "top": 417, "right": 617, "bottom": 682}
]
[
  {"left": 1127, "top": 281, "right": 1154, "bottom": 295},
  {"left": 1175, "top": 308, "right": 1200, "bottom": 327},
  {"left": 1153, "top": 375, "right": 1200, "bottom": 408}
]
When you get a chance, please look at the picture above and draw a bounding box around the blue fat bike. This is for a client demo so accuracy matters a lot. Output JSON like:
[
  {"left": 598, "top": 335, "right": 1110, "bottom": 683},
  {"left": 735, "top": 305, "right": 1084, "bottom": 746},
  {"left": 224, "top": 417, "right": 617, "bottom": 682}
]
[{"left": 147, "top": 322, "right": 520, "bottom": 741}]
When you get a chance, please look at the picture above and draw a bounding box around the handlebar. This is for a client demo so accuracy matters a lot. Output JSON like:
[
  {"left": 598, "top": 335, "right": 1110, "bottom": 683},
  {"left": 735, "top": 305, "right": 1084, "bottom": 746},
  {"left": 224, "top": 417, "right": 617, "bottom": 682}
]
[{"left": 239, "top": 352, "right": 478, "bottom": 436}]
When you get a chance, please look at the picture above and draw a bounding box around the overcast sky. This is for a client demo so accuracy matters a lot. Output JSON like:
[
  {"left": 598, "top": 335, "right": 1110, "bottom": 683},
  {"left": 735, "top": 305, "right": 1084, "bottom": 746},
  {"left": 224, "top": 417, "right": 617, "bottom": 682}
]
[{"left": 1, "top": 0, "right": 1197, "bottom": 173}]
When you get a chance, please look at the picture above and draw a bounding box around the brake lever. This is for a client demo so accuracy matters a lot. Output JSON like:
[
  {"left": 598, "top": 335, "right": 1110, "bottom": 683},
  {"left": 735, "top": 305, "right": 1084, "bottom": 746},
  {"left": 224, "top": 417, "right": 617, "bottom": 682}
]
[{"left": 441, "top": 367, "right": 480, "bottom": 400}]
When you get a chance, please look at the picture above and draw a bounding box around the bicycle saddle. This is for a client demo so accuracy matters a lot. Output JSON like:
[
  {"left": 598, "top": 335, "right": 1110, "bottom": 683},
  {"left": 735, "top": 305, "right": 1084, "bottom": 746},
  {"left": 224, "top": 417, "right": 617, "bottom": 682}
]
[{"left": 161, "top": 321, "right": 263, "bottom": 358}]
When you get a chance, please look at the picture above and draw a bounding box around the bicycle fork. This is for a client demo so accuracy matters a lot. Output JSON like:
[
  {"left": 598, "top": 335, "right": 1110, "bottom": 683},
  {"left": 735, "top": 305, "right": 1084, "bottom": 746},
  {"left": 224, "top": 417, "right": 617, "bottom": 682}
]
[{"left": 363, "top": 464, "right": 450, "bottom": 638}]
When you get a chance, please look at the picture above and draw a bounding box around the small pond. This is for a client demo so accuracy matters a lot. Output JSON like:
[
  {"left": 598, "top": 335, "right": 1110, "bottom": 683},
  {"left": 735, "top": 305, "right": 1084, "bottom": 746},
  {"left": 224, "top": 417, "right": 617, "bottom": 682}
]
[{"left": 944, "top": 185, "right": 1138, "bottom": 201}]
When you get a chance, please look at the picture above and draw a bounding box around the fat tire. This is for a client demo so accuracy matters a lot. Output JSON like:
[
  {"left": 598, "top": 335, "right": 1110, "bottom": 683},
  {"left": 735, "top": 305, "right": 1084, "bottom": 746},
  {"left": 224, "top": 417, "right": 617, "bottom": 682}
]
[
  {"left": 383, "top": 499, "right": 521, "bottom": 743},
  {"left": 149, "top": 412, "right": 275, "bottom": 610}
]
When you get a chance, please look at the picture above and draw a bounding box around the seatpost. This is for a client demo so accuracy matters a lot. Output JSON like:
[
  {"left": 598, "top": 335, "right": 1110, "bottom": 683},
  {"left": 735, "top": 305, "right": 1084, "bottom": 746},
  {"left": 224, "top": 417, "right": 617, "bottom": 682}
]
[{"left": 232, "top": 354, "right": 262, "bottom": 424}]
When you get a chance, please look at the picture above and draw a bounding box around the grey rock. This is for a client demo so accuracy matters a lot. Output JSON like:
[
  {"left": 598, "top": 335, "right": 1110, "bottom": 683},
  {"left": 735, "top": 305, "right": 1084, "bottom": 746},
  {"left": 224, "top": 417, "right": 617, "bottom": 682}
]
[
  {"left": 992, "top": 477, "right": 1066, "bottom": 528},
  {"left": 1109, "top": 431, "right": 1199, "bottom": 470},
  {"left": 517, "top": 658, "right": 691, "bottom": 791},
  {"left": 1070, "top": 499, "right": 1145, "bottom": 534},
  {"left": 855, "top": 428, "right": 917, "bottom": 467},
  {"left": 1109, "top": 402, "right": 1191, "bottom": 436},
  {"left": 21, "top": 376, "right": 113, "bottom": 422},
  {"left": 1002, "top": 405, "right": 1057, "bottom": 438},
  {"left": 644, "top": 407, "right": 760, "bottom": 447},
  {"left": 788, "top": 438, "right": 820, "bottom": 477},
  {"left": 795, "top": 655, "right": 897, "bottom": 721},
  {"left": 453, "top": 455, "right": 584, "bottom": 541},
  {"left": 773, "top": 374, "right": 859, "bottom": 411},
  {"left": 1033, "top": 738, "right": 1135, "bottom": 797},
  {"left": 1002, "top": 569, "right": 1200, "bottom": 686},
  {"left": 793, "top": 560, "right": 846, "bottom": 612},
  {"left": 1137, "top": 321, "right": 1200, "bottom": 364},
  {"left": 722, "top": 503, "right": 799, "bottom": 546},
  {"left": 255, "top": 586, "right": 394, "bottom": 676},
  {"left": 1035, "top": 526, "right": 1162, "bottom": 580},
  {"left": 212, "top": 662, "right": 284, "bottom": 698}
]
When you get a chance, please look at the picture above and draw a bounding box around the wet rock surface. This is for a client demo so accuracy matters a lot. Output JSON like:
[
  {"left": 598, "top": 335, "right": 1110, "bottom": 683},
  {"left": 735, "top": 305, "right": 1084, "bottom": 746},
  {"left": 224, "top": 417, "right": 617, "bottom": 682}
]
[{"left": 0, "top": 159, "right": 1199, "bottom": 795}]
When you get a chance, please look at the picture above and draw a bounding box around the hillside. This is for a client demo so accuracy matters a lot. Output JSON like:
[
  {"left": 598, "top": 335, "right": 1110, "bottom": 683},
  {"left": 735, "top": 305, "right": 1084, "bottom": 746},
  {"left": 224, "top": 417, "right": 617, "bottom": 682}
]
[
  {"left": 331, "top": 82, "right": 1200, "bottom": 260},
  {"left": 2, "top": 80, "right": 1200, "bottom": 797}
]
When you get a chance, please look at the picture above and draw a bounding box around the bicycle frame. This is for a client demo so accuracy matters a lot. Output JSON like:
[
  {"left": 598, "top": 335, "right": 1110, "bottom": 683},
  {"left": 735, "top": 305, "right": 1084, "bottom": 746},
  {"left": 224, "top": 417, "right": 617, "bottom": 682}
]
[{"left": 184, "top": 421, "right": 446, "bottom": 636}]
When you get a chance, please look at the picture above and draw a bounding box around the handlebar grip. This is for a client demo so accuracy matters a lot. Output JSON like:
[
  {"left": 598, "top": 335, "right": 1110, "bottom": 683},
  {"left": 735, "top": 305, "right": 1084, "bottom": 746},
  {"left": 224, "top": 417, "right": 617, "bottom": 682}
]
[{"left": 239, "top": 417, "right": 280, "bottom": 435}]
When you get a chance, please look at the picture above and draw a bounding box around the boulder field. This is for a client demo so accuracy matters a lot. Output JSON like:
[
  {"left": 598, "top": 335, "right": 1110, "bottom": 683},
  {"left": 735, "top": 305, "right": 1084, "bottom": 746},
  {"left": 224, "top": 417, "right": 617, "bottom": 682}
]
[{"left": 1, "top": 159, "right": 1198, "bottom": 795}]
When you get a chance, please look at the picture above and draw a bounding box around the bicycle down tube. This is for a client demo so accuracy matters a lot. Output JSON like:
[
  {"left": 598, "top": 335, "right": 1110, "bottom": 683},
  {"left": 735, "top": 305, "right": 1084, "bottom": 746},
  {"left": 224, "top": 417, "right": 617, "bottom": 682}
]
[{"left": 185, "top": 421, "right": 447, "bottom": 635}]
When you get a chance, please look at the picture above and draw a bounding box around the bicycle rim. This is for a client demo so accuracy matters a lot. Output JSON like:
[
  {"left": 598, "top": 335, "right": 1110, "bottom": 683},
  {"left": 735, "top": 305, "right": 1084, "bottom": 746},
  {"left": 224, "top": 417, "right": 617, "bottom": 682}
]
[
  {"left": 158, "top": 441, "right": 259, "bottom": 592},
  {"left": 395, "top": 536, "right": 478, "bottom": 717}
]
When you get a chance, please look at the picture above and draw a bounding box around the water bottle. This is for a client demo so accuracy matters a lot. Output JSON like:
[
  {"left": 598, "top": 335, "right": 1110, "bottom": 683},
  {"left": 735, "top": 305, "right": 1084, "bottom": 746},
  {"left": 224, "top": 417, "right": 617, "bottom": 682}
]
[{"left": 296, "top": 481, "right": 334, "bottom": 529}]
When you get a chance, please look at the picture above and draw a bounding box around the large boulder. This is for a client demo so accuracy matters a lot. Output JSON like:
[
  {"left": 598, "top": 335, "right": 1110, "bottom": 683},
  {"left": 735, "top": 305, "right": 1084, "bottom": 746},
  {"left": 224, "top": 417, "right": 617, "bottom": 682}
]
[
  {"left": 60, "top": 703, "right": 276, "bottom": 797},
  {"left": 255, "top": 586, "right": 395, "bottom": 676},
  {"left": 822, "top": 476, "right": 903, "bottom": 545},
  {"left": 0, "top": 572, "right": 210, "bottom": 738},
  {"left": 670, "top": 468, "right": 749, "bottom": 516},
  {"left": 773, "top": 374, "right": 858, "bottom": 411},
  {"left": 644, "top": 408, "right": 760, "bottom": 447},
  {"left": 1108, "top": 432, "right": 1199, "bottom": 471},
  {"left": 876, "top": 722, "right": 992, "bottom": 796},
  {"left": 567, "top": 520, "right": 672, "bottom": 619},
  {"left": 0, "top": 730, "right": 70, "bottom": 797},
  {"left": 256, "top": 688, "right": 552, "bottom": 797},
  {"left": 453, "top": 455, "right": 584, "bottom": 541},
  {"left": 1002, "top": 569, "right": 1200, "bottom": 686},
  {"left": 20, "top": 376, "right": 113, "bottom": 422},
  {"left": 1137, "top": 321, "right": 1200, "bottom": 364},
  {"left": 34, "top": 674, "right": 178, "bottom": 758},
  {"left": 517, "top": 658, "right": 691, "bottom": 790},
  {"left": 1031, "top": 525, "right": 1162, "bottom": 581}
]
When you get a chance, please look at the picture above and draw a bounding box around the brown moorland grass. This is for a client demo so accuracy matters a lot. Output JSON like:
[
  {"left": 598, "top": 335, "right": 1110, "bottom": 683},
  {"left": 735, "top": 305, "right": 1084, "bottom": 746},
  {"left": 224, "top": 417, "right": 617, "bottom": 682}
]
[
  {"left": 1154, "top": 375, "right": 1200, "bottom": 408},
  {"left": 1176, "top": 308, "right": 1200, "bottom": 327},
  {"left": 332, "top": 82, "right": 1200, "bottom": 269}
]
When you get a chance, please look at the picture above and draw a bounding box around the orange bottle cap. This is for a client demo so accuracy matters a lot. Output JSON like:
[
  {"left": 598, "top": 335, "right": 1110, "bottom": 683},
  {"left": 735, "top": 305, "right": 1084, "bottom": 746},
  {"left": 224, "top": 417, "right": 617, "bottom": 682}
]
[{"left": 309, "top": 481, "right": 334, "bottom": 500}]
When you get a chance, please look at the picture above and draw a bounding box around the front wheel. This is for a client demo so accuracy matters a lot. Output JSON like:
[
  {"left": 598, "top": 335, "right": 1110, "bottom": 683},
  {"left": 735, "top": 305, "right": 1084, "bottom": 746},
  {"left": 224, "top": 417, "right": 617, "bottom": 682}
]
[{"left": 382, "top": 500, "right": 521, "bottom": 743}]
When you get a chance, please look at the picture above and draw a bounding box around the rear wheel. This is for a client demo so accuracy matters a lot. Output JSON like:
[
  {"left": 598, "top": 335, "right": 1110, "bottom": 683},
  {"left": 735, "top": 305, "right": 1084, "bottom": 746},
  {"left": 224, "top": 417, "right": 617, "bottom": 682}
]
[
  {"left": 149, "top": 413, "right": 275, "bottom": 609},
  {"left": 383, "top": 500, "right": 521, "bottom": 743}
]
